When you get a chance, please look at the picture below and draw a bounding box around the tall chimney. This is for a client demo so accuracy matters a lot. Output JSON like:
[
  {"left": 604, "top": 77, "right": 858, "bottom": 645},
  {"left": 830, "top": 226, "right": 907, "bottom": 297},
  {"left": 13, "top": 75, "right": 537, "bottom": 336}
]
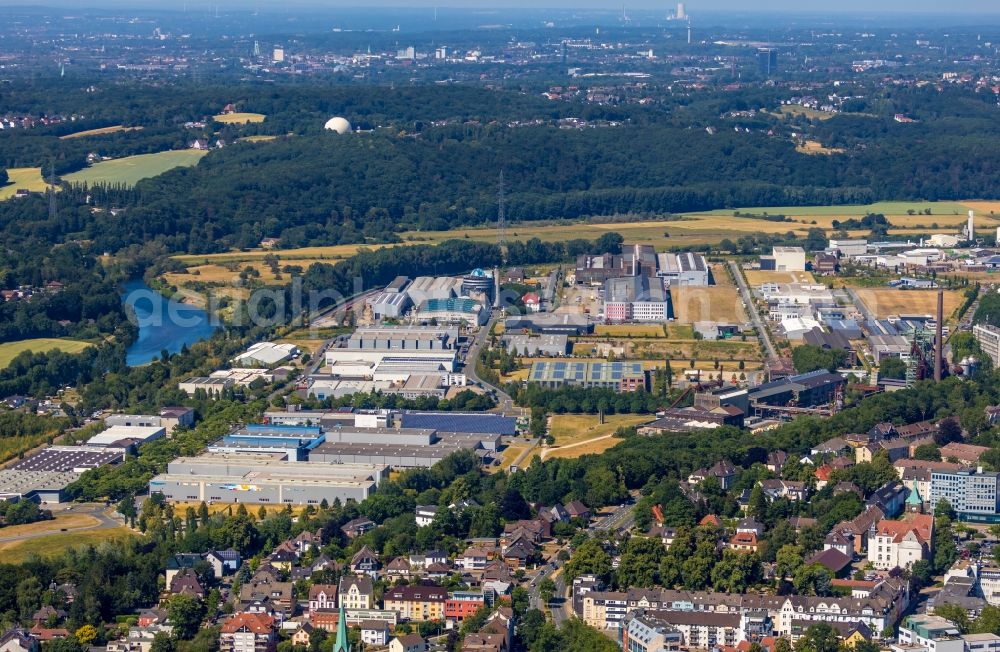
[
  {"left": 934, "top": 289, "right": 944, "bottom": 381},
  {"left": 968, "top": 209, "right": 975, "bottom": 242}
]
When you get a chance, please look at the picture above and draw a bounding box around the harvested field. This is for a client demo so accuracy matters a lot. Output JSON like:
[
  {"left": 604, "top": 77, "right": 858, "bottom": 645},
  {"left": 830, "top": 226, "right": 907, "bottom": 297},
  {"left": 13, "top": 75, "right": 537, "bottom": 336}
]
[
  {"left": 214, "top": 112, "right": 266, "bottom": 124},
  {"left": 672, "top": 286, "right": 745, "bottom": 323},
  {"left": 853, "top": 288, "right": 964, "bottom": 320},
  {"left": 59, "top": 125, "right": 142, "bottom": 139}
]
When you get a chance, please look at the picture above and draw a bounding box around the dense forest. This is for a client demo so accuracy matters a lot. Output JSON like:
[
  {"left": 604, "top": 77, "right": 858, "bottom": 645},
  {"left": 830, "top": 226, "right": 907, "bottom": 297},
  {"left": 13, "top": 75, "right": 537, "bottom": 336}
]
[{"left": 1, "top": 81, "right": 999, "bottom": 256}]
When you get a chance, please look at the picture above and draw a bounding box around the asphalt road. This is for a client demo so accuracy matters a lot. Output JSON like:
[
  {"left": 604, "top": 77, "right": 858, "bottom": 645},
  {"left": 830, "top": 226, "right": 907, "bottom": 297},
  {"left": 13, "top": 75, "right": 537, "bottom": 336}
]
[
  {"left": 463, "top": 310, "right": 519, "bottom": 414},
  {"left": 729, "top": 260, "right": 779, "bottom": 362}
]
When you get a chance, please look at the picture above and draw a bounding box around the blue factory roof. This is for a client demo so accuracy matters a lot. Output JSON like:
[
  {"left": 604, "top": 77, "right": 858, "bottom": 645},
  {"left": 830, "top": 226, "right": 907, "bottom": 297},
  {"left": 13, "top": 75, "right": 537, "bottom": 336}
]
[{"left": 398, "top": 411, "right": 516, "bottom": 435}]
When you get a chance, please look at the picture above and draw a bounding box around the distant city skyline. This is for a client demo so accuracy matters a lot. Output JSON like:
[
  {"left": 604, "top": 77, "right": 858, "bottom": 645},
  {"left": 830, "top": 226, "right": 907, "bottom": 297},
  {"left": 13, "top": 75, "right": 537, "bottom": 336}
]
[{"left": 1, "top": 0, "right": 1000, "bottom": 14}]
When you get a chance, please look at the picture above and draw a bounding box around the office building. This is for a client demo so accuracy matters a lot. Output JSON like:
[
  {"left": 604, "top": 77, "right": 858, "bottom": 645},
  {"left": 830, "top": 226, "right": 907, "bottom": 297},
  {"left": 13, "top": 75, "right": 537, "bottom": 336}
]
[
  {"left": 604, "top": 275, "right": 670, "bottom": 322},
  {"left": 930, "top": 469, "right": 1000, "bottom": 522},
  {"left": 621, "top": 610, "right": 684, "bottom": 652},
  {"left": 974, "top": 324, "right": 1000, "bottom": 369},
  {"left": 528, "top": 361, "right": 646, "bottom": 392},
  {"left": 896, "top": 614, "right": 963, "bottom": 652}
]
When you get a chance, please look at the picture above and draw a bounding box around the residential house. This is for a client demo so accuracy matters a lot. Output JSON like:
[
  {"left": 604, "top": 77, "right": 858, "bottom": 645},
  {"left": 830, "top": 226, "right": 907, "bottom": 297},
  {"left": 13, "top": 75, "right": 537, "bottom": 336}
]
[
  {"left": 383, "top": 584, "right": 447, "bottom": 621},
  {"left": 564, "top": 500, "right": 591, "bottom": 520},
  {"left": 338, "top": 576, "right": 374, "bottom": 610},
  {"left": 688, "top": 460, "right": 737, "bottom": 490},
  {"left": 729, "top": 531, "right": 760, "bottom": 553},
  {"left": 415, "top": 505, "right": 438, "bottom": 527},
  {"left": 168, "top": 568, "right": 205, "bottom": 598},
  {"left": 767, "top": 451, "right": 789, "bottom": 474},
  {"left": 806, "top": 549, "right": 854, "bottom": 577},
  {"left": 290, "top": 624, "right": 313, "bottom": 647},
  {"left": 759, "top": 479, "right": 809, "bottom": 501},
  {"left": 308, "top": 585, "right": 338, "bottom": 613},
  {"left": 341, "top": 517, "right": 375, "bottom": 539},
  {"left": 165, "top": 553, "right": 203, "bottom": 585},
  {"left": 736, "top": 518, "right": 765, "bottom": 537},
  {"left": 205, "top": 550, "right": 241, "bottom": 577},
  {"left": 238, "top": 578, "right": 295, "bottom": 621},
  {"left": 538, "top": 504, "right": 570, "bottom": 525},
  {"left": 824, "top": 531, "right": 854, "bottom": 558},
  {"left": 219, "top": 613, "right": 276, "bottom": 652},
  {"left": 460, "top": 546, "right": 493, "bottom": 571},
  {"left": 940, "top": 442, "right": 991, "bottom": 465},
  {"left": 389, "top": 634, "right": 427, "bottom": 652},
  {"left": 501, "top": 536, "right": 537, "bottom": 570},
  {"left": 360, "top": 621, "right": 391, "bottom": 647},
  {"left": 386, "top": 557, "right": 413, "bottom": 579},
  {"left": 0, "top": 630, "right": 38, "bottom": 652},
  {"left": 867, "top": 514, "right": 934, "bottom": 570},
  {"left": 868, "top": 484, "right": 908, "bottom": 518},
  {"left": 831, "top": 506, "right": 885, "bottom": 556},
  {"left": 500, "top": 519, "right": 549, "bottom": 544},
  {"left": 27, "top": 627, "right": 69, "bottom": 642},
  {"left": 349, "top": 546, "right": 380, "bottom": 577}
]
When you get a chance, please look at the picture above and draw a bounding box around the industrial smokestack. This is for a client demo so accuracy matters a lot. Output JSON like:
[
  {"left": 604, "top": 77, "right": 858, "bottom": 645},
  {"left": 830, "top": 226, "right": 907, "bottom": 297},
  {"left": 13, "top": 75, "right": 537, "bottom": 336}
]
[
  {"left": 934, "top": 289, "right": 944, "bottom": 381},
  {"left": 968, "top": 210, "right": 975, "bottom": 242}
]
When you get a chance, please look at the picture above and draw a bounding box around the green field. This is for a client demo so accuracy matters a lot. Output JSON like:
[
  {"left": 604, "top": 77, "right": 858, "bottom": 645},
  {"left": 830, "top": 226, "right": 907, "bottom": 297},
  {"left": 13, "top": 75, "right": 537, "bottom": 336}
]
[
  {"left": 0, "top": 167, "right": 52, "bottom": 200},
  {"left": 62, "top": 150, "right": 207, "bottom": 187},
  {"left": 0, "top": 528, "right": 137, "bottom": 563},
  {"left": 0, "top": 338, "right": 93, "bottom": 368}
]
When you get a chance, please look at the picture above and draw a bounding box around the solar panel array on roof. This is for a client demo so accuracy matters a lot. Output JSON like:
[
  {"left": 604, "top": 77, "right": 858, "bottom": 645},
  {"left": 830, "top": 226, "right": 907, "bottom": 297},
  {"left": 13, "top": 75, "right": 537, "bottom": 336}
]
[
  {"left": 398, "top": 412, "right": 516, "bottom": 435},
  {"left": 13, "top": 447, "right": 122, "bottom": 472}
]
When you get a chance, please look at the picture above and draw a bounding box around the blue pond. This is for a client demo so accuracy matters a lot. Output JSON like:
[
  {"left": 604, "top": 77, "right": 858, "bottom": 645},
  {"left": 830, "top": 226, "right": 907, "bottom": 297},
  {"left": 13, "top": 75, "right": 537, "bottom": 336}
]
[{"left": 122, "top": 279, "right": 217, "bottom": 366}]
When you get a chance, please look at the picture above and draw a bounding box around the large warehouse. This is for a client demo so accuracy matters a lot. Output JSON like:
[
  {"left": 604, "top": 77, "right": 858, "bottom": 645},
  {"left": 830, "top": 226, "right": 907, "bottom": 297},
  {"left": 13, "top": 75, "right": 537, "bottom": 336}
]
[
  {"left": 148, "top": 453, "right": 387, "bottom": 505},
  {"left": 0, "top": 446, "right": 125, "bottom": 503},
  {"left": 325, "top": 326, "right": 460, "bottom": 371}
]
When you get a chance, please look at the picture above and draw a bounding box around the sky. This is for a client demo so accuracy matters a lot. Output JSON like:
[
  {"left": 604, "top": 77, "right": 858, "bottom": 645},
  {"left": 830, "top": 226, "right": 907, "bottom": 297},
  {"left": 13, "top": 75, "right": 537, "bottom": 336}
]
[{"left": 1, "top": 0, "right": 999, "bottom": 13}]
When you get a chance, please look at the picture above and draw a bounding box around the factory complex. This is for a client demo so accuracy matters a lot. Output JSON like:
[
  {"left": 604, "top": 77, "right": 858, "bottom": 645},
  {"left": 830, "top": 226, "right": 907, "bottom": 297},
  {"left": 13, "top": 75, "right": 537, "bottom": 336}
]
[{"left": 148, "top": 409, "right": 518, "bottom": 506}]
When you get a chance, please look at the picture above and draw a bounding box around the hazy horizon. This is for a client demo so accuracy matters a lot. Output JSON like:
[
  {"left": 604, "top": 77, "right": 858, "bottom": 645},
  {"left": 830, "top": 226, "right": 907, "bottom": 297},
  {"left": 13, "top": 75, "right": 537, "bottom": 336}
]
[{"left": 0, "top": 0, "right": 999, "bottom": 14}]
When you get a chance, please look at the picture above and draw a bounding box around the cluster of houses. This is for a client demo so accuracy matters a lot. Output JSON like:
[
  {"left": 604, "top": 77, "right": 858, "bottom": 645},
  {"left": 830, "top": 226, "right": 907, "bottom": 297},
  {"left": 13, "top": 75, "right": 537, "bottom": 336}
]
[
  {"left": 12, "top": 518, "right": 522, "bottom": 652},
  {"left": 0, "top": 281, "right": 63, "bottom": 302}
]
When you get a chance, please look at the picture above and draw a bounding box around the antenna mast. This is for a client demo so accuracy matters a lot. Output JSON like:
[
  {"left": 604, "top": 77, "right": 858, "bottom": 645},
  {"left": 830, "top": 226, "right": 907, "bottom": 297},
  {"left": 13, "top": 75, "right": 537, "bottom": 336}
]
[{"left": 47, "top": 160, "right": 57, "bottom": 222}]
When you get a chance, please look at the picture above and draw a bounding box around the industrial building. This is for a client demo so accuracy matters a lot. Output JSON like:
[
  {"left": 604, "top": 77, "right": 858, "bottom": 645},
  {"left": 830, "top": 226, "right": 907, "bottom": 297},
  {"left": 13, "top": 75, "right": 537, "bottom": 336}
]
[
  {"left": 233, "top": 342, "right": 299, "bottom": 367},
  {"left": 603, "top": 275, "right": 670, "bottom": 322},
  {"left": 504, "top": 313, "right": 593, "bottom": 336},
  {"left": 693, "top": 386, "right": 750, "bottom": 416},
  {"left": 325, "top": 326, "right": 460, "bottom": 371},
  {"left": 760, "top": 246, "right": 806, "bottom": 272},
  {"left": 656, "top": 253, "right": 710, "bottom": 286},
  {"left": 105, "top": 407, "right": 195, "bottom": 433},
  {"left": 207, "top": 424, "right": 326, "bottom": 461},
  {"left": 406, "top": 276, "right": 463, "bottom": 305},
  {"left": 86, "top": 425, "right": 166, "bottom": 448},
  {"left": 748, "top": 369, "right": 846, "bottom": 407},
  {"left": 397, "top": 411, "right": 516, "bottom": 435},
  {"left": 828, "top": 239, "right": 869, "bottom": 258},
  {"left": 178, "top": 376, "right": 234, "bottom": 397},
  {"left": 366, "top": 292, "right": 412, "bottom": 320},
  {"left": 575, "top": 245, "right": 658, "bottom": 285},
  {"left": 528, "top": 361, "right": 647, "bottom": 391},
  {"left": 412, "top": 298, "right": 487, "bottom": 326},
  {"left": 310, "top": 426, "right": 499, "bottom": 468},
  {"left": 0, "top": 446, "right": 124, "bottom": 502},
  {"left": 503, "top": 333, "right": 570, "bottom": 357},
  {"left": 149, "top": 453, "right": 386, "bottom": 505}
]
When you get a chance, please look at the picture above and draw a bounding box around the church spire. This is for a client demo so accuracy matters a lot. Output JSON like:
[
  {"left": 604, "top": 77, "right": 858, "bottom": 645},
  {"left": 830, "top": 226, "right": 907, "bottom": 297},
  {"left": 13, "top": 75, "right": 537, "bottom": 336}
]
[{"left": 332, "top": 601, "right": 350, "bottom": 652}]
